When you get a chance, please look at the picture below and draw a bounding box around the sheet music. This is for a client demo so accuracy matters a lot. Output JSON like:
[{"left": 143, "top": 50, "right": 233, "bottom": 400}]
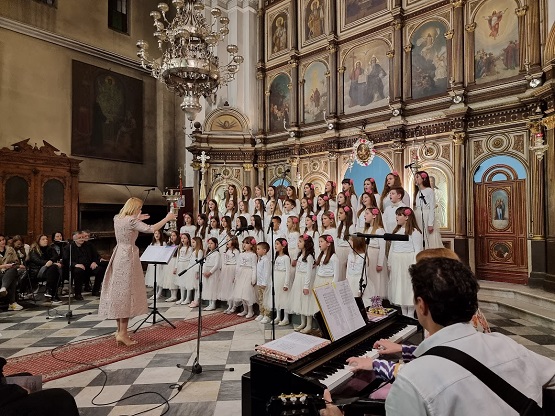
[
  {"left": 255, "top": 332, "right": 330, "bottom": 361},
  {"left": 140, "top": 245, "right": 177, "bottom": 264},
  {"left": 313, "top": 280, "right": 366, "bottom": 341}
]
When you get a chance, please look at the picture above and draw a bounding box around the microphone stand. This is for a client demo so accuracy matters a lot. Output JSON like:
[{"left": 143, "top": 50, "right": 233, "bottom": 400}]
[
  {"left": 269, "top": 224, "right": 276, "bottom": 340},
  {"left": 176, "top": 231, "right": 231, "bottom": 377}
]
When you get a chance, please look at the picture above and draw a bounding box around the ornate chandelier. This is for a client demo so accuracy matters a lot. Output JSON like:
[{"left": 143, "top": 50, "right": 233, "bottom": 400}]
[{"left": 137, "top": 0, "right": 244, "bottom": 121}]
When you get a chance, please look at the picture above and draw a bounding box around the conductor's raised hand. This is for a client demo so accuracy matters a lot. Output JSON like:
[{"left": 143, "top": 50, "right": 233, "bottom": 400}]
[
  {"left": 165, "top": 212, "right": 177, "bottom": 222},
  {"left": 137, "top": 213, "right": 150, "bottom": 221}
]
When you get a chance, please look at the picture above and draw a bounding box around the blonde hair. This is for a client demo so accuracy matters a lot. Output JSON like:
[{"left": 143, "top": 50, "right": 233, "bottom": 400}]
[{"left": 119, "top": 197, "right": 143, "bottom": 218}]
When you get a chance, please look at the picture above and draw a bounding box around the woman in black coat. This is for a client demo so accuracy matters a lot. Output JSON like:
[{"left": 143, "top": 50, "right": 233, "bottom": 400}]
[{"left": 27, "top": 235, "right": 62, "bottom": 303}]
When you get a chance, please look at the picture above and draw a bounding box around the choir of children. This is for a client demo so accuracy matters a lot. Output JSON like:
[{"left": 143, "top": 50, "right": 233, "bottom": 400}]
[{"left": 146, "top": 170, "right": 442, "bottom": 323}]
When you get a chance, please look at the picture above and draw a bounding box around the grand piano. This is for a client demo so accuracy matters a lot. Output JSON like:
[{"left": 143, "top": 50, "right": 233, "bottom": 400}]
[{"left": 244, "top": 312, "right": 419, "bottom": 416}]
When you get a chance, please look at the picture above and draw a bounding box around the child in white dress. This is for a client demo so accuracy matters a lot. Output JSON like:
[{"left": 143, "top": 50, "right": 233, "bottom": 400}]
[
  {"left": 179, "top": 212, "right": 196, "bottom": 236},
  {"left": 362, "top": 207, "right": 388, "bottom": 300},
  {"left": 345, "top": 236, "right": 371, "bottom": 298},
  {"left": 174, "top": 233, "right": 193, "bottom": 305},
  {"left": 335, "top": 206, "right": 355, "bottom": 282},
  {"left": 233, "top": 237, "right": 258, "bottom": 318},
  {"left": 145, "top": 229, "right": 165, "bottom": 288},
  {"left": 249, "top": 214, "right": 265, "bottom": 243},
  {"left": 187, "top": 237, "right": 204, "bottom": 308},
  {"left": 202, "top": 237, "right": 221, "bottom": 311},
  {"left": 220, "top": 237, "right": 240, "bottom": 313},
  {"left": 290, "top": 234, "right": 316, "bottom": 333},
  {"left": 269, "top": 238, "right": 291, "bottom": 326},
  {"left": 388, "top": 207, "right": 423, "bottom": 317},
  {"left": 162, "top": 231, "right": 179, "bottom": 302},
  {"left": 313, "top": 235, "right": 340, "bottom": 305},
  {"left": 304, "top": 215, "right": 320, "bottom": 259},
  {"left": 341, "top": 178, "right": 359, "bottom": 213}
]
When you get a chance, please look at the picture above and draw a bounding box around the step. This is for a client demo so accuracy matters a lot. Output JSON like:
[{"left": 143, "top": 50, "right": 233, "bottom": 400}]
[{"left": 478, "top": 281, "right": 555, "bottom": 330}]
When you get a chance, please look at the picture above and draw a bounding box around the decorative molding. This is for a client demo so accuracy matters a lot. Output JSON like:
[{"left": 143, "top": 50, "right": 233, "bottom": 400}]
[
  {"left": 465, "top": 22, "right": 476, "bottom": 32},
  {"left": 0, "top": 17, "right": 143, "bottom": 72},
  {"left": 542, "top": 114, "right": 555, "bottom": 129},
  {"left": 515, "top": 6, "right": 528, "bottom": 17},
  {"left": 444, "top": 30, "right": 454, "bottom": 40},
  {"left": 452, "top": 131, "right": 466, "bottom": 145}
]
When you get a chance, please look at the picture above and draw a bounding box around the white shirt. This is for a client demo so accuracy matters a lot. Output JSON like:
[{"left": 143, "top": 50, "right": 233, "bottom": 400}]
[
  {"left": 265, "top": 227, "right": 285, "bottom": 247},
  {"left": 383, "top": 202, "right": 403, "bottom": 233},
  {"left": 382, "top": 192, "right": 410, "bottom": 211},
  {"left": 177, "top": 246, "right": 192, "bottom": 263},
  {"left": 222, "top": 248, "right": 239, "bottom": 266},
  {"left": 315, "top": 253, "right": 339, "bottom": 281},
  {"left": 390, "top": 227, "right": 423, "bottom": 253},
  {"left": 248, "top": 228, "right": 265, "bottom": 244},
  {"left": 295, "top": 254, "right": 315, "bottom": 289},
  {"left": 286, "top": 231, "right": 300, "bottom": 259},
  {"left": 256, "top": 255, "right": 271, "bottom": 286},
  {"left": 249, "top": 197, "right": 267, "bottom": 215},
  {"left": 336, "top": 224, "right": 355, "bottom": 247},
  {"left": 366, "top": 227, "right": 386, "bottom": 267},
  {"left": 204, "top": 250, "right": 220, "bottom": 273},
  {"left": 386, "top": 323, "right": 555, "bottom": 416},
  {"left": 236, "top": 251, "right": 257, "bottom": 285},
  {"left": 179, "top": 224, "right": 196, "bottom": 237},
  {"left": 274, "top": 254, "right": 292, "bottom": 288},
  {"left": 415, "top": 187, "right": 436, "bottom": 227}
]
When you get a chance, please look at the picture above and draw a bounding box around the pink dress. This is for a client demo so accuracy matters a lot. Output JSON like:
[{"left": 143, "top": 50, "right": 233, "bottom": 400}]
[{"left": 98, "top": 216, "right": 153, "bottom": 319}]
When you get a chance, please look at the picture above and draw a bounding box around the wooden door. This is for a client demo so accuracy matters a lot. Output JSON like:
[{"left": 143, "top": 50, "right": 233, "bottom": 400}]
[{"left": 474, "top": 165, "right": 528, "bottom": 283}]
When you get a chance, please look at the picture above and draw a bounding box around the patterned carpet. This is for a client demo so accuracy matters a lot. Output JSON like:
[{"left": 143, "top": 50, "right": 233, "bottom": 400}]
[{"left": 4, "top": 312, "right": 252, "bottom": 382}]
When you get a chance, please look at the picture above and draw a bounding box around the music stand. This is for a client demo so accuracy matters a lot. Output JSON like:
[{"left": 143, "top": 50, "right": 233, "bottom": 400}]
[{"left": 134, "top": 245, "right": 177, "bottom": 332}]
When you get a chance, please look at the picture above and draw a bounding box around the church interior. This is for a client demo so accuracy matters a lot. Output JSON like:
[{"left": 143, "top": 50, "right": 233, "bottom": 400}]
[{"left": 1, "top": 0, "right": 555, "bottom": 415}]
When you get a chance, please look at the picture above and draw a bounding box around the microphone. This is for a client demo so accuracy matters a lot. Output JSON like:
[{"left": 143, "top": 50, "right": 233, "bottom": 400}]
[
  {"left": 284, "top": 168, "right": 290, "bottom": 173},
  {"left": 404, "top": 162, "right": 416, "bottom": 169},
  {"left": 234, "top": 225, "right": 254, "bottom": 233},
  {"left": 354, "top": 232, "right": 409, "bottom": 241},
  {"left": 419, "top": 194, "right": 427, "bottom": 205},
  {"left": 144, "top": 187, "right": 156, "bottom": 191}
]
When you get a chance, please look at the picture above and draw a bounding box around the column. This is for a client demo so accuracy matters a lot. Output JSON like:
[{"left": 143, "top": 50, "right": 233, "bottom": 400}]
[
  {"left": 403, "top": 44, "right": 412, "bottom": 99},
  {"left": 289, "top": 56, "right": 299, "bottom": 128},
  {"left": 516, "top": 6, "right": 528, "bottom": 72},
  {"left": 328, "top": 39, "right": 338, "bottom": 116},
  {"left": 450, "top": 0, "right": 464, "bottom": 86},
  {"left": 525, "top": 0, "right": 540, "bottom": 69},
  {"left": 542, "top": 115, "right": 555, "bottom": 291},
  {"left": 392, "top": 19, "right": 403, "bottom": 101},
  {"left": 257, "top": 4, "right": 266, "bottom": 133},
  {"left": 452, "top": 131, "right": 469, "bottom": 263},
  {"left": 386, "top": 49, "right": 395, "bottom": 100},
  {"left": 191, "top": 161, "right": 201, "bottom": 218},
  {"left": 465, "top": 23, "right": 476, "bottom": 83},
  {"left": 243, "top": 163, "right": 255, "bottom": 187}
]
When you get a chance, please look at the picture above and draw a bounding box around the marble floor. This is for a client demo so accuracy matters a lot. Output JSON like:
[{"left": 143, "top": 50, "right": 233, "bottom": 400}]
[{"left": 1, "top": 293, "right": 555, "bottom": 416}]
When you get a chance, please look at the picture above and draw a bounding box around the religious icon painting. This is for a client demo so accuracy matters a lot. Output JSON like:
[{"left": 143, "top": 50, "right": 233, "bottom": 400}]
[
  {"left": 410, "top": 20, "right": 449, "bottom": 100},
  {"left": 473, "top": 0, "right": 519, "bottom": 84},
  {"left": 267, "top": 7, "right": 290, "bottom": 60},
  {"left": 301, "top": 0, "right": 327, "bottom": 46},
  {"left": 341, "top": 39, "right": 390, "bottom": 115},
  {"left": 341, "top": 0, "right": 388, "bottom": 30},
  {"left": 302, "top": 61, "right": 329, "bottom": 123},
  {"left": 268, "top": 73, "right": 291, "bottom": 132}
]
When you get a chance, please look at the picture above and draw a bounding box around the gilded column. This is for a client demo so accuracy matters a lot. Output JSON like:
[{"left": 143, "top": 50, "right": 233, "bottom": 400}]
[
  {"left": 243, "top": 163, "right": 255, "bottom": 187},
  {"left": 528, "top": 119, "right": 545, "bottom": 239},
  {"left": 515, "top": 7, "right": 527, "bottom": 72},
  {"left": 524, "top": 1, "right": 540, "bottom": 69},
  {"left": 450, "top": 0, "right": 464, "bottom": 86},
  {"left": 452, "top": 131, "right": 467, "bottom": 237},
  {"left": 191, "top": 161, "right": 201, "bottom": 218},
  {"left": 289, "top": 56, "right": 299, "bottom": 128},
  {"left": 328, "top": 39, "right": 338, "bottom": 116},
  {"left": 465, "top": 23, "right": 476, "bottom": 83},
  {"left": 403, "top": 44, "right": 412, "bottom": 99},
  {"left": 392, "top": 18, "right": 403, "bottom": 101},
  {"left": 386, "top": 49, "right": 396, "bottom": 100},
  {"left": 257, "top": 5, "right": 265, "bottom": 132},
  {"left": 257, "top": 162, "right": 267, "bottom": 187},
  {"left": 542, "top": 115, "right": 555, "bottom": 290}
]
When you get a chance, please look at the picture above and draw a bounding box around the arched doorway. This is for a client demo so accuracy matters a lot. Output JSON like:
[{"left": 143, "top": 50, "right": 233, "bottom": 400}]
[{"left": 473, "top": 156, "right": 528, "bottom": 283}]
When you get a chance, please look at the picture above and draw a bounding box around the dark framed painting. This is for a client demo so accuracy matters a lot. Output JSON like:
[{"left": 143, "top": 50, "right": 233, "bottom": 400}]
[
  {"left": 268, "top": 73, "right": 291, "bottom": 132},
  {"left": 72, "top": 60, "right": 143, "bottom": 163},
  {"left": 344, "top": 0, "right": 387, "bottom": 27},
  {"left": 410, "top": 21, "right": 449, "bottom": 99}
]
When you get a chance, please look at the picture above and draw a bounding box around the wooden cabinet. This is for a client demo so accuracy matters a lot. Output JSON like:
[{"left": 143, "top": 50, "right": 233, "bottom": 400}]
[{"left": 0, "top": 139, "right": 81, "bottom": 243}]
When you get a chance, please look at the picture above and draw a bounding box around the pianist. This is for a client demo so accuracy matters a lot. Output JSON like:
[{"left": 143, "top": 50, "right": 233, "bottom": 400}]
[{"left": 321, "top": 258, "right": 555, "bottom": 416}]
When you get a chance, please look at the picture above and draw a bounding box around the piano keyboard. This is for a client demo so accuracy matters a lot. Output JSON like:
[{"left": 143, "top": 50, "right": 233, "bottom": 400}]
[{"left": 311, "top": 324, "right": 417, "bottom": 391}]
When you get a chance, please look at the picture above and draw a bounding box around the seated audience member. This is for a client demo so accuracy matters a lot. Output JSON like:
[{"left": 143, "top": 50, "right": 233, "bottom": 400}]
[
  {"left": 0, "top": 234, "right": 23, "bottom": 311},
  {"left": 81, "top": 230, "right": 107, "bottom": 296},
  {"left": 27, "top": 235, "right": 62, "bottom": 304},
  {"left": 10, "top": 235, "right": 29, "bottom": 290},
  {"left": 321, "top": 258, "right": 555, "bottom": 416},
  {"left": 0, "top": 357, "right": 79, "bottom": 416},
  {"left": 62, "top": 231, "right": 106, "bottom": 300}
]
